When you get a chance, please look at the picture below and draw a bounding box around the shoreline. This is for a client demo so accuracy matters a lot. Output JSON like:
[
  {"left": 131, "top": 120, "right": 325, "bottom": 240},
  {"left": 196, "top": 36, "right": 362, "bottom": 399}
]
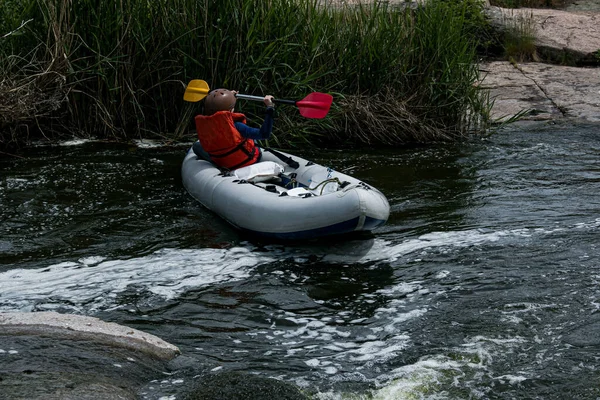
[
  {"left": 480, "top": 6, "right": 600, "bottom": 123},
  {"left": 480, "top": 61, "right": 600, "bottom": 123}
]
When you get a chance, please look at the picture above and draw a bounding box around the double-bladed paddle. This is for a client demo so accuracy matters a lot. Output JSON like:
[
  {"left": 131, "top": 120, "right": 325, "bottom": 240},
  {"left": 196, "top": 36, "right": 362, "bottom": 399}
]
[{"left": 183, "top": 79, "right": 333, "bottom": 119}]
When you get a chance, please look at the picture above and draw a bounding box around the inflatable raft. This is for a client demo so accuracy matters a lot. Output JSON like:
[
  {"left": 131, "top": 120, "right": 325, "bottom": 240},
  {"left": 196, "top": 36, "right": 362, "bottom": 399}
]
[{"left": 181, "top": 145, "right": 390, "bottom": 240}]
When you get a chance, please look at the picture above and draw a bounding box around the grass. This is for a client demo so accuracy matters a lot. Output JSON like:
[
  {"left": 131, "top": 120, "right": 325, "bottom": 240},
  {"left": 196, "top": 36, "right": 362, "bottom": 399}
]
[
  {"left": 502, "top": 9, "right": 538, "bottom": 62},
  {"left": 0, "top": 0, "right": 493, "bottom": 149}
]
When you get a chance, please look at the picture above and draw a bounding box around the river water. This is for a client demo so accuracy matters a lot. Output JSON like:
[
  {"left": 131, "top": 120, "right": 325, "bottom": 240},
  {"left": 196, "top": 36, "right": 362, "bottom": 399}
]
[{"left": 1, "top": 121, "right": 599, "bottom": 399}]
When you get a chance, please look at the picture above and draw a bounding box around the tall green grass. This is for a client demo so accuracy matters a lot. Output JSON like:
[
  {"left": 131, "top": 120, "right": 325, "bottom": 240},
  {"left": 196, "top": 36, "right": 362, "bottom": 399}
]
[
  {"left": 501, "top": 10, "right": 538, "bottom": 62},
  {"left": 1, "top": 0, "right": 492, "bottom": 148}
]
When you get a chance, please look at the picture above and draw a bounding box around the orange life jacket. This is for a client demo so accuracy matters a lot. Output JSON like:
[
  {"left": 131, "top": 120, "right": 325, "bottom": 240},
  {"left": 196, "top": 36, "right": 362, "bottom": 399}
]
[{"left": 195, "top": 111, "right": 260, "bottom": 170}]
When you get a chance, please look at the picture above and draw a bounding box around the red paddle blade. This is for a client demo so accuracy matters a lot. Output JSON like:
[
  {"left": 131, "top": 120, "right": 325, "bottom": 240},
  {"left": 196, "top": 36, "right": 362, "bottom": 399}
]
[{"left": 296, "top": 92, "right": 333, "bottom": 119}]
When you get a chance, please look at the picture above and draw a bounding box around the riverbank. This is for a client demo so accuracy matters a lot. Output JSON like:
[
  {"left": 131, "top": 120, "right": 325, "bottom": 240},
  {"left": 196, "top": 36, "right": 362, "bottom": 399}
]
[
  {"left": 0, "top": 0, "right": 491, "bottom": 149},
  {"left": 0, "top": 312, "right": 309, "bottom": 399},
  {"left": 480, "top": 61, "right": 600, "bottom": 122},
  {"left": 480, "top": 6, "right": 600, "bottom": 123}
]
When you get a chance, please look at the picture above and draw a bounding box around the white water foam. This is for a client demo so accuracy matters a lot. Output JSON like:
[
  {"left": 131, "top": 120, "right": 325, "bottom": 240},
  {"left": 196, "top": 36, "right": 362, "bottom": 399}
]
[
  {"left": 58, "top": 139, "right": 94, "bottom": 147},
  {"left": 1, "top": 225, "right": 562, "bottom": 318},
  {"left": 310, "top": 335, "right": 530, "bottom": 400},
  {"left": 132, "top": 139, "right": 168, "bottom": 149},
  {"left": 318, "top": 228, "right": 527, "bottom": 265},
  {"left": 574, "top": 217, "right": 600, "bottom": 230},
  {"left": 260, "top": 274, "right": 428, "bottom": 388},
  {"left": 0, "top": 227, "right": 535, "bottom": 317},
  {"left": 262, "top": 228, "right": 559, "bottom": 396},
  {"left": 0, "top": 227, "right": 556, "bottom": 398},
  {"left": 0, "top": 246, "right": 276, "bottom": 313}
]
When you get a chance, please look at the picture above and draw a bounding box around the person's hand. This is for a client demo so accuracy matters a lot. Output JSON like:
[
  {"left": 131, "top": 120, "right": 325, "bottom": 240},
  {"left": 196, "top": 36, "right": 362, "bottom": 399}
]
[{"left": 264, "top": 95, "right": 274, "bottom": 108}]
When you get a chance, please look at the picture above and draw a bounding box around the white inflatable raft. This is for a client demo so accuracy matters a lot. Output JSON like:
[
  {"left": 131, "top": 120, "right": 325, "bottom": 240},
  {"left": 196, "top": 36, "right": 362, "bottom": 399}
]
[{"left": 181, "top": 144, "right": 390, "bottom": 240}]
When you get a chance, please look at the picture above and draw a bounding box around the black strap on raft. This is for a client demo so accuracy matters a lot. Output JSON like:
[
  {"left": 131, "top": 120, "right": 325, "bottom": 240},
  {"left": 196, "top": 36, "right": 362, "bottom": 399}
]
[
  {"left": 207, "top": 139, "right": 258, "bottom": 171},
  {"left": 226, "top": 146, "right": 260, "bottom": 171},
  {"left": 264, "top": 147, "right": 300, "bottom": 169},
  {"left": 209, "top": 138, "right": 251, "bottom": 159},
  {"left": 193, "top": 141, "right": 256, "bottom": 172}
]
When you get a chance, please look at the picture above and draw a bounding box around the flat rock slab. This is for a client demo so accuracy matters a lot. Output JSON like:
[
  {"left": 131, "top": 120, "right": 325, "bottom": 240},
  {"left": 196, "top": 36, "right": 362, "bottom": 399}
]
[
  {"left": 0, "top": 311, "right": 180, "bottom": 360},
  {"left": 479, "top": 61, "right": 600, "bottom": 122}
]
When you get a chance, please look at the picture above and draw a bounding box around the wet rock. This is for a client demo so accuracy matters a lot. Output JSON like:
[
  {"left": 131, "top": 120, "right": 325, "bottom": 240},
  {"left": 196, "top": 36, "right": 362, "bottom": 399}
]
[
  {"left": 183, "top": 371, "right": 309, "bottom": 400},
  {"left": 0, "top": 334, "right": 172, "bottom": 399},
  {"left": 49, "top": 383, "right": 136, "bottom": 400},
  {"left": 0, "top": 312, "right": 180, "bottom": 399},
  {"left": 0, "top": 311, "right": 180, "bottom": 360}
]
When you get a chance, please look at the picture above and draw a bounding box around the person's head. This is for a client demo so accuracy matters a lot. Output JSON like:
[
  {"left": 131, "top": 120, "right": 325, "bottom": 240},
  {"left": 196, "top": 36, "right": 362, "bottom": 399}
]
[{"left": 204, "top": 88, "right": 236, "bottom": 115}]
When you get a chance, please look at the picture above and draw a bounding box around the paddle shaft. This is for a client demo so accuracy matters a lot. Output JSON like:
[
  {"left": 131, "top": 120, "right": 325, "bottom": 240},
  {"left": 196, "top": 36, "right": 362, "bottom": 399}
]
[
  {"left": 235, "top": 94, "right": 296, "bottom": 106},
  {"left": 184, "top": 80, "right": 332, "bottom": 118}
]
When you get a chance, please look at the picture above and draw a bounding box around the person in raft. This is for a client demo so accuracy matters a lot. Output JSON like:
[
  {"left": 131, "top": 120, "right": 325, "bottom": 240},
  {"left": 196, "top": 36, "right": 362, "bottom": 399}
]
[{"left": 193, "top": 88, "right": 275, "bottom": 170}]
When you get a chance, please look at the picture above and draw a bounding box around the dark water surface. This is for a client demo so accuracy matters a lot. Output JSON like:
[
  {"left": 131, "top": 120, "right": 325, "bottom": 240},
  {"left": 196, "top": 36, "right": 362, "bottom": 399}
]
[{"left": 1, "top": 122, "right": 599, "bottom": 399}]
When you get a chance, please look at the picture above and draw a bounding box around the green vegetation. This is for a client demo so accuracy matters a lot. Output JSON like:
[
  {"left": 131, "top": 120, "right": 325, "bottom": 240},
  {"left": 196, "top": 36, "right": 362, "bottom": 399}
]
[
  {"left": 0, "top": 0, "right": 493, "bottom": 149},
  {"left": 502, "top": 10, "right": 538, "bottom": 62}
]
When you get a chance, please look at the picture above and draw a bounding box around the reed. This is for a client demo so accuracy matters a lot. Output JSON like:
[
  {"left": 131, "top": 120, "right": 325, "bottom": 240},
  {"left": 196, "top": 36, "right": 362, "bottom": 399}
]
[
  {"left": 0, "top": 0, "right": 492, "bottom": 148},
  {"left": 501, "top": 9, "right": 538, "bottom": 62}
]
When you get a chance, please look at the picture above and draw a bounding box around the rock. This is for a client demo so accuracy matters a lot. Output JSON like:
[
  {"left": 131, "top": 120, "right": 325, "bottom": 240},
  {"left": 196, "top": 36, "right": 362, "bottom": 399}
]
[
  {"left": 479, "top": 61, "right": 600, "bottom": 122},
  {"left": 0, "top": 312, "right": 180, "bottom": 399},
  {"left": 38, "top": 382, "right": 136, "bottom": 400},
  {"left": 481, "top": 6, "right": 600, "bottom": 123},
  {"left": 0, "top": 311, "right": 180, "bottom": 360},
  {"left": 183, "top": 371, "right": 309, "bottom": 400},
  {"left": 485, "top": 6, "right": 600, "bottom": 65}
]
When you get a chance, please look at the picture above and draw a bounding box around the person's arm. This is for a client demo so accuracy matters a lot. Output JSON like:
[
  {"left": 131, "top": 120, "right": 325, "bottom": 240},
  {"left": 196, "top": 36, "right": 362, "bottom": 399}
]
[{"left": 234, "top": 95, "right": 275, "bottom": 140}]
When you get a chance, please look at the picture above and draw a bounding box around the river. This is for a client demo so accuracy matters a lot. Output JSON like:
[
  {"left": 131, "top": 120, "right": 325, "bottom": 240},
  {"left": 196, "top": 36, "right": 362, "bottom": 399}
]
[{"left": 1, "top": 121, "right": 599, "bottom": 399}]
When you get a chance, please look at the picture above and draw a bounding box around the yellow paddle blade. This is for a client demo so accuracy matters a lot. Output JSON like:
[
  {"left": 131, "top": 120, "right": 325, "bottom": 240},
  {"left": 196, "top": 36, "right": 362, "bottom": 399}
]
[{"left": 183, "top": 79, "right": 210, "bottom": 102}]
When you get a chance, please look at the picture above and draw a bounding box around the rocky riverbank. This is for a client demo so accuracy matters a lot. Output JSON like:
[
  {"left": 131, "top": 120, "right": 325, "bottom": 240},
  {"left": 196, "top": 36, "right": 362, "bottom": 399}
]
[
  {"left": 0, "top": 312, "right": 180, "bottom": 399},
  {"left": 480, "top": 6, "right": 600, "bottom": 123},
  {"left": 330, "top": 1, "right": 599, "bottom": 124},
  {"left": 0, "top": 312, "right": 308, "bottom": 399}
]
